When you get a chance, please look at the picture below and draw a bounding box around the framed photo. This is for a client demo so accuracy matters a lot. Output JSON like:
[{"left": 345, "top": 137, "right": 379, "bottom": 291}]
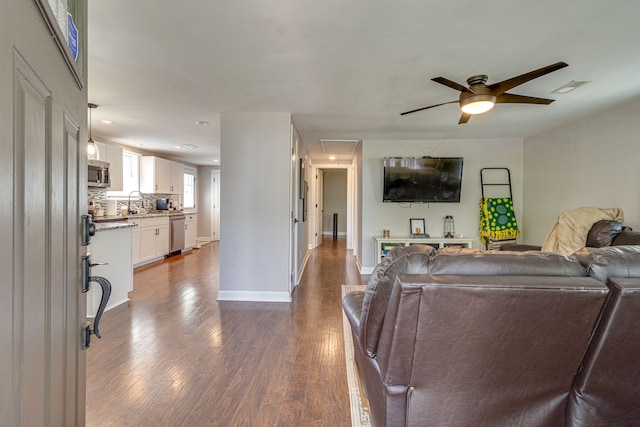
[
  {"left": 302, "top": 180, "right": 309, "bottom": 221},
  {"left": 410, "top": 218, "right": 427, "bottom": 237},
  {"left": 299, "top": 158, "right": 305, "bottom": 199}
]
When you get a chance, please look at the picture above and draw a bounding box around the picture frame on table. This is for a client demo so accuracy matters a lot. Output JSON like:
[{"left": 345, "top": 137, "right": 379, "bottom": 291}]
[{"left": 410, "top": 218, "right": 428, "bottom": 237}]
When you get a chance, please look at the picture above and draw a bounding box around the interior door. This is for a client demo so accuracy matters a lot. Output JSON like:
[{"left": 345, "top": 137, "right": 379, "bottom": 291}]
[
  {"left": 212, "top": 170, "right": 220, "bottom": 241},
  {"left": 0, "top": 1, "right": 87, "bottom": 425},
  {"left": 289, "top": 125, "right": 300, "bottom": 293},
  {"left": 315, "top": 169, "right": 324, "bottom": 247}
]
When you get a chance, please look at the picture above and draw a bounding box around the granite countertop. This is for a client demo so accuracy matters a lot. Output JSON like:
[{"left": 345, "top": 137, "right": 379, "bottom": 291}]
[
  {"left": 95, "top": 221, "right": 137, "bottom": 232},
  {"left": 93, "top": 211, "right": 196, "bottom": 232}
]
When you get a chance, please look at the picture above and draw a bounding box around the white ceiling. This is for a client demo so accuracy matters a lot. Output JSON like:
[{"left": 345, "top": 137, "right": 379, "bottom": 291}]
[{"left": 87, "top": 0, "right": 640, "bottom": 166}]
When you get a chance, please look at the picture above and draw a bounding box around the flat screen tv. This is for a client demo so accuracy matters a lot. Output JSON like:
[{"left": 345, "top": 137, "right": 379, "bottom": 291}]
[{"left": 383, "top": 157, "right": 463, "bottom": 203}]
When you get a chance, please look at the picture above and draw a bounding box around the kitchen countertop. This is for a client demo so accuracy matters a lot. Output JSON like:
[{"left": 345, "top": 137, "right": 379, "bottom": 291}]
[
  {"left": 95, "top": 221, "right": 137, "bottom": 232},
  {"left": 93, "top": 211, "right": 195, "bottom": 232}
]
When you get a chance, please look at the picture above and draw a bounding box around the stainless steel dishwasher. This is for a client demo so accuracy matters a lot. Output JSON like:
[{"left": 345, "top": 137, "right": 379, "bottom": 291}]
[{"left": 169, "top": 214, "right": 186, "bottom": 254}]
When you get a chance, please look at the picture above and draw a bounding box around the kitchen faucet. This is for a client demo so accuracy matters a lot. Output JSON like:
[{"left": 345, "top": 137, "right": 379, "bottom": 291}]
[{"left": 127, "top": 190, "right": 144, "bottom": 214}]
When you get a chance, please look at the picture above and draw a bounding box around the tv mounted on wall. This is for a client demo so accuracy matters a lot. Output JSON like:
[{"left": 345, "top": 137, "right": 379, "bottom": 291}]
[{"left": 383, "top": 157, "right": 463, "bottom": 203}]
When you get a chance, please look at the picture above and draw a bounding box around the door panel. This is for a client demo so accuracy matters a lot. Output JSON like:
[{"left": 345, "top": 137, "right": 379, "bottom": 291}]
[
  {"left": 14, "top": 54, "right": 50, "bottom": 427},
  {"left": 2, "top": 1, "right": 87, "bottom": 424}
]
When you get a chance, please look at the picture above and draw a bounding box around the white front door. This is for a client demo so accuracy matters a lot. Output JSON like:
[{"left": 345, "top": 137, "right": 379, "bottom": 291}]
[{"left": 1, "top": 1, "right": 87, "bottom": 425}]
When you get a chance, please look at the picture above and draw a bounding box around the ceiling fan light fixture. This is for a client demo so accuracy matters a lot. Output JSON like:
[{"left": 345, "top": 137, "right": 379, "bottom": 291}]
[{"left": 460, "top": 94, "right": 496, "bottom": 115}]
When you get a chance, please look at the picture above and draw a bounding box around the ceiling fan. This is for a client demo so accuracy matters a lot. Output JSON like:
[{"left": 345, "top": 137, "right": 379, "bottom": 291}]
[{"left": 401, "top": 62, "right": 569, "bottom": 124}]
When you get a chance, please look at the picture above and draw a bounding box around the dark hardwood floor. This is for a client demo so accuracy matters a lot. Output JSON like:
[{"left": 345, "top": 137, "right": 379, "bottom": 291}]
[{"left": 86, "top": 236, "right": 364, "bottom": 426}]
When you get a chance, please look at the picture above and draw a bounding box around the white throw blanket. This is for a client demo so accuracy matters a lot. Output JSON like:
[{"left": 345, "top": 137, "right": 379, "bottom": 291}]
[{"left": 541, "top": 207, "right": 624, "bottom": 255}]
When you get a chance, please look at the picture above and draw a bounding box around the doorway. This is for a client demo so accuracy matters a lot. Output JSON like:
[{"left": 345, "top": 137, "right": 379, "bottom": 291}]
[{"left": 310, "top": 163, "right": 357, "bottom": 252}]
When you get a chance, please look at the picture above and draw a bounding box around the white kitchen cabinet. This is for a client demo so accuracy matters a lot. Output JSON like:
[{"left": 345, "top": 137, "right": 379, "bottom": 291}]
[
  {"left": 140, "top": 156, "right": 183, "bottom": 194},
  {"left": 170, "top": 161, "right": 183, "bottom": 194},
  {"left": 185, "top": 213, "right": 197, "bottom": 250},
  {"left": 140, "top": 156, "right": 171, "bottom": 193},
  {"left": 106, "top": 144, "right": 123, "bottom": 191},
  {"left": 134, "top": 216, "right": 170, "bottom": 266},
  {"left": 87, "top": 226, "right": 133, "bottom": 317},
  {"left": 93, "top": 141, "right": 123, "bottom": 191},
  {"left": 130, "top": 220, "right": 141, "bottom": 265},
  {"left": 156, "top": 222, "right": 170, "bottom": 257}
]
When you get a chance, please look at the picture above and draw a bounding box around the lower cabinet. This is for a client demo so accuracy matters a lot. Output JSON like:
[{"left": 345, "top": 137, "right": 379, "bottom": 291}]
[
  {"left": 185, "top": 213, "right": 197, "bottom": 250},
  {"left": 131, "top": 217, "right": 170, "bottom": 267},
  {"left": 132, "top": 226, "right": 141, "bottom": 265}
]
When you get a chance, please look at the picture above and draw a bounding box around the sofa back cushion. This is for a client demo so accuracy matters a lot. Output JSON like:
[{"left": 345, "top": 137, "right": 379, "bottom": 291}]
[
  {"left": 359, "top": 244, "right": 434, "bottom": 357},
  {"left": 429, "top": 249, "right": 587, "bottom": 276},
  {"left": 378, "top": 274, "right": 608, "bottom": 427},
  {"left": 573, "top": 245, "right": 640, "bottom": 283}
]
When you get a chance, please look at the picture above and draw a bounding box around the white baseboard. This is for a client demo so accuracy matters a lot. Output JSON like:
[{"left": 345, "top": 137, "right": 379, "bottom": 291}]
[
  {"left": 195, "top": 236, "right": 217, "bottom": 248},
  {"left": 217, "top": 290, "right": 291, "bottom": 302},
  {"left": 297, "top": 250, "right": 310, "bottom": 285}
]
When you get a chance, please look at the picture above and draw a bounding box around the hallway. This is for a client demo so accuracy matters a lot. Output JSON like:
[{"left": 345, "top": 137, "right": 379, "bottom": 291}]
[{"left": 86, "top": 237, "right": 363, "bottom": 426}]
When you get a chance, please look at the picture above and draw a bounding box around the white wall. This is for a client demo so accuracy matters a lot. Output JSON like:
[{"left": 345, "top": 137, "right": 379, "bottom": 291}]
[
  {"left": 322, "top": 169, "right": 348, "bottom": 234},
  {"left": 523, "top": 96, "right": 640, "bottom": 244},
  {"left": 219, "top": 112, "right": 292, "bottom": 301},
  {"left": 361, "top": 138, "right": 523, "bottom": 271}
]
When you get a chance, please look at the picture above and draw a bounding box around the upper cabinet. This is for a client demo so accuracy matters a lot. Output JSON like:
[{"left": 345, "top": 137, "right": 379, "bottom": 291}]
[
  {"left": 94, "top": 141, "right": 123, "bottom": 191},
  {"left": 170, "top": 161, "right": 183, "bottom": 194},
  {"left": 140, "top": 156, "right": 183, "bottom": 194},
  {"left": 140, "top": 156, "right": 170, "bottom": 193}
]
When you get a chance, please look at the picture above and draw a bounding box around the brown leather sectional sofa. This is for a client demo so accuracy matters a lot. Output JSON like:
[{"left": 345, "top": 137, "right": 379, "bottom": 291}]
[{"left": 343, "top": 244, "right": 640, "bottom": 426}]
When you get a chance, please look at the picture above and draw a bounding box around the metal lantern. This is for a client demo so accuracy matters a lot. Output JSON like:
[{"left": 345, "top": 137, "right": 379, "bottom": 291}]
[{"left": 443, "top": 215, "right": 455, "bottom": 238}]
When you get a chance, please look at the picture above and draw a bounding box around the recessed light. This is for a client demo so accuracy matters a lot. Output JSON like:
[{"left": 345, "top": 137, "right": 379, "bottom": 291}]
[
  {"left": 329, "top": 156, "right": 336, "bottom": 160},
  {"left": 195, "top": 121, "right": 209, "bottom": 125},
  {"left": 174, "top": 145, "right": 181, "bottom": 149},
  {"left": 101, "top": 120, "right": 113, "bottom": 124},
  {"left": 213, "top": 159, "right": 219, "bottom": 163}
]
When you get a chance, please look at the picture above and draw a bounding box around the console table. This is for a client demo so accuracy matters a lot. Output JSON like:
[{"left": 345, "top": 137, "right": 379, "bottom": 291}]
[{"left": 374, "top": 236, "right": 474, "bottom": 263}]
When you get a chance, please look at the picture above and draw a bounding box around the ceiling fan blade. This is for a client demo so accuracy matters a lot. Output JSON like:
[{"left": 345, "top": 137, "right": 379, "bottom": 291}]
[
  {"left": 400, "top": 100, "right": 459, "bottom": 116},
  {"left": 496, "top": 93, "right": 556, "bottom": 104},
  {"left": 458, "top": 113, "right": 472, "bottom": 124},
  {"left": 488, "top": 62, "right": 568, "bottom": 96},
  {"left": 432, "top": 77, "right": 474, "bottom": 94}
]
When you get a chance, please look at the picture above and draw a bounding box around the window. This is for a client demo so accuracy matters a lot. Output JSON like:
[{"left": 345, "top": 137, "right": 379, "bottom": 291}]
[
  {"left": 107, "top": 151, "right": 140, "bottom": 198},
  {"left": 183, "top": 168, "right": 196, "bottom": 209}
]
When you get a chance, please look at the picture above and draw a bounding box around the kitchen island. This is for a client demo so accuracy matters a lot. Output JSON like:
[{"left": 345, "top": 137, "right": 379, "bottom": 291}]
[{"left": 87, "top": 221, "right": 136, "bottom": 318}]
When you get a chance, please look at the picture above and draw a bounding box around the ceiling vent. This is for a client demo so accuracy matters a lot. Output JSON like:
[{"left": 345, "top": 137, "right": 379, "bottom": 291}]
[
  {"left": 551, "top": 80, "right": 590, "bottom": 94},
  {"left": 319, "top": 139, "right": 360, "bottom": 155}
]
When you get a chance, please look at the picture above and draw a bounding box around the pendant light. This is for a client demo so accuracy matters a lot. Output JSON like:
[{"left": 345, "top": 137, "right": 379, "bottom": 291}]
[{"left": 87, "top": 103, "right": 100, "bottom": 160}]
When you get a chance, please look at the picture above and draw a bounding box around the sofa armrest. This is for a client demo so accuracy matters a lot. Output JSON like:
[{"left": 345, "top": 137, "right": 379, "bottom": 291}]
[
  {"left": 342, "top": 291, "right": 365, "bottom": 337},
  {"left": 612, "top": 230, "right": 640, "bottom": 246}
]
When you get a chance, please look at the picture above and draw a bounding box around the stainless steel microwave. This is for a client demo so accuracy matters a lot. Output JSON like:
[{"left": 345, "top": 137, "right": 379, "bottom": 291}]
[{"left": 88, "top": 159, "right": 110, "bottom": 188}]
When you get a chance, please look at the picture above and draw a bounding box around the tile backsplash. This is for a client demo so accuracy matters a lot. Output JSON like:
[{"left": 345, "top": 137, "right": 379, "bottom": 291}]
[{"left": 88, "top": 189, "right": 181, "bottom": 213}]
